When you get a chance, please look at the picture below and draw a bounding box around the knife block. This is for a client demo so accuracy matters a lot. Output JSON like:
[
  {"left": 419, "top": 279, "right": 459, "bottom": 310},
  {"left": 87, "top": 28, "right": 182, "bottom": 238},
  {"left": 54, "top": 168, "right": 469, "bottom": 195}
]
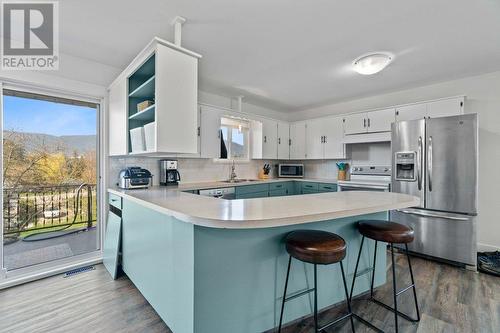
[{"left": 258, "top": 170, "right": 269, "bottom": 179}]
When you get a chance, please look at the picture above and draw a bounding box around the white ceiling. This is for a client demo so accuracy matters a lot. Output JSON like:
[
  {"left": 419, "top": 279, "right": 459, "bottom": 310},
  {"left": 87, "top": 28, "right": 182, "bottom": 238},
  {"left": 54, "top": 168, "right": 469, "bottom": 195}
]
[{"left": 55, "top": 0, "right": 500, "bottom": 111}]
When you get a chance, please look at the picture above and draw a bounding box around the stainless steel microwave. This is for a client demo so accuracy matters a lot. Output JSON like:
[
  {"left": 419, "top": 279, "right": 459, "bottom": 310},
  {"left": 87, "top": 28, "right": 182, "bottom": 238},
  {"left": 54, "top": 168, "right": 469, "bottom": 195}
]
[{"left": 278, "top": 164, "right": 304, "bottom": 178}]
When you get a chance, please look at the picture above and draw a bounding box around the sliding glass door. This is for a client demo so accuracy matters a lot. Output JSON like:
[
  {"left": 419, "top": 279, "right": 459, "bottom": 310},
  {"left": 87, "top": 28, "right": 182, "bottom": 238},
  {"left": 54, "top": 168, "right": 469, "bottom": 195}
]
[{"left": 1, "top": 87, "right": 100, "bottom": 275}]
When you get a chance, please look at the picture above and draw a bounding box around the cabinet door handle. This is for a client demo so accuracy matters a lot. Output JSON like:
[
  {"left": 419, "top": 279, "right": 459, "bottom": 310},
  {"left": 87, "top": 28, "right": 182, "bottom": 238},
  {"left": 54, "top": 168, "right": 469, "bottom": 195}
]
[
  {"left": 278, "top": 138, "right": 281, "bottom": 145},
  {"left": 264, "top": 136, "right": 267, "bottom": 143},
  {"left": 367, "top": 118, "right": 371, "bottom": 127},
  {"left": 324, "top": 136, "right": 327, "bottom": 143},
  {"left": 363, "top": 118, "right": 367, "bottom": 128}
]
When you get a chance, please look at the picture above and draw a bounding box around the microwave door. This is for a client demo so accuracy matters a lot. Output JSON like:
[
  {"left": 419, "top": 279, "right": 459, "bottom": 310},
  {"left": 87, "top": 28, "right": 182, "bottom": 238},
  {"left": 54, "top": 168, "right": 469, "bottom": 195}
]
[{"left": 391, "top": 119, "right": 425, "bottom": 208}]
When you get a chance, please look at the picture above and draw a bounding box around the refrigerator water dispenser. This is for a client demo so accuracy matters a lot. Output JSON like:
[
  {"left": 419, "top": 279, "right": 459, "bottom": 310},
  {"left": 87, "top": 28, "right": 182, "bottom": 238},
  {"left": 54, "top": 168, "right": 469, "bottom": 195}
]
[{"left": 395, "top": 152, "right": 417, "bottom": 181}]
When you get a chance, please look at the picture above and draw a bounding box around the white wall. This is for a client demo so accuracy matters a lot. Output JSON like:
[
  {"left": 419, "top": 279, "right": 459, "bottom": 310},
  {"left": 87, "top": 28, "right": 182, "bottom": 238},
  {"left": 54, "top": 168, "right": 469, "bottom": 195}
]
[{"left": 291, "top": 70, "right": 500, "bottom": 251}]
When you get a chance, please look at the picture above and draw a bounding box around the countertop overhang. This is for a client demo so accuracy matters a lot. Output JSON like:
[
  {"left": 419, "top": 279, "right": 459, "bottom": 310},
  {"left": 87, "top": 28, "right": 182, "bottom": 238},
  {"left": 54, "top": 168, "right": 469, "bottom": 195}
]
[{"left": 108, "top": 180, "right": 419, "bottom": 229}]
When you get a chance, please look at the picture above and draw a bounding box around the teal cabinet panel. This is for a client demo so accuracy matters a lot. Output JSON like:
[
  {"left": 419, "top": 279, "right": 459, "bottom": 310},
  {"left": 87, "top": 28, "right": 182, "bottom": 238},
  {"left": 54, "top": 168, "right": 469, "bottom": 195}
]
[
  {"left": 237, "top": 191, "right": 269, "bottom": 199},
  {"left": 301, "top": 182, "right": 319, "bottom": 192},
  {"left": 235, "top": 183, "right": 270, "bottom": 196},
  {"left": 302, "top": 189, "right": 319, "bottom": 194},
  {"left": 122, "top": 199, "right": 195, "bottom": 333},
  {"left": 103, "top": 210, "right": 121, "bottom": 279},
  {"left": 319, "top": 183, "right": 337, "bottom": 192},
  {"left": 283, "top": 181, "right": 296, "bottom": 195},
  {"left": 108, "top": 193, "right": 122, "bottom": 209},
  {"left": 269, "top": 188, "right": 287, "bottom": 197},
  {"left": 269, "top": 182, "right": 286, "bottom": 191}
]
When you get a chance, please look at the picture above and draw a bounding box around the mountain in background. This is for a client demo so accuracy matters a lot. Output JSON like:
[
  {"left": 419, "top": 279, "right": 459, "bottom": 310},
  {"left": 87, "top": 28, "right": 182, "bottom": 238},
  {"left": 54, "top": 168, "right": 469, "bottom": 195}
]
[{"left": 3, "top": 130, "right": 96, "bottom": 155}]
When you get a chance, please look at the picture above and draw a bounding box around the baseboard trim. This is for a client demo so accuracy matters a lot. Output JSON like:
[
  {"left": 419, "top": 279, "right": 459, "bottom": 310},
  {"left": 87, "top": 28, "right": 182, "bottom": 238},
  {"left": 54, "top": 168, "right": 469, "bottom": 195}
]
[{"left": 477, "top": 242, "right": 500, "bottom": 252}]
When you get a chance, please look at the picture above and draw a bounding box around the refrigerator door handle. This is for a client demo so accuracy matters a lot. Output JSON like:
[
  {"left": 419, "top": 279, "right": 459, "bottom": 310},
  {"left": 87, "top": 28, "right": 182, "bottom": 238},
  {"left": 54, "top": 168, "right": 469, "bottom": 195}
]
[
  {"left": 417, "top": 136, "right": 423, "bottom": 191},
  {"left": 428, "top": 136, "right": 433, "bottom": 192},
  {"left": 396, "top": 209, "right": 470, "bottom": 221}
]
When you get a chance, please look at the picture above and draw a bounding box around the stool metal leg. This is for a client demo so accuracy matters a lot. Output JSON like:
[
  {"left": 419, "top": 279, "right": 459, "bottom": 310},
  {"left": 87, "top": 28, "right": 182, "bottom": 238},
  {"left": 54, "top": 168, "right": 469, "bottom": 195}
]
[
  {"left": 405, "top": 244, "right": 421, "bottom": 322},
  {"left": 313, "top": 264, "right": 319, "bottom": 333},
  {"left": 370, "top": 240, "right": 378, "bottom": 298},
  {"left": 278, "top": 255, "right": 292, "bottom": 333},
  {"left": 391, "top": 243, "right": 399, "bottom": 333},
  {"left": 340, "top": 261, "right": 356, "bottom": 332},
  {"left": 349, "top": 236, "right": 365, "bottom": 300}
]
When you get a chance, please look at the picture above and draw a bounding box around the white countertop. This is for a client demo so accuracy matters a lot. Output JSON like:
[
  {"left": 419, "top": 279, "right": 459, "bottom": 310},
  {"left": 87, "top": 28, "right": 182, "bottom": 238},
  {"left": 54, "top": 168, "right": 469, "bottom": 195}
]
[{"left": 108, "top": 179, "right": 419, "bottom": 229}]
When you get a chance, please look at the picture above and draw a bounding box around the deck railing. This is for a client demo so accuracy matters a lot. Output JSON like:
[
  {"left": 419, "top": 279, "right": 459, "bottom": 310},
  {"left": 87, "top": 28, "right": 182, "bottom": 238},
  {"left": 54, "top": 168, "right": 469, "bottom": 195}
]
[{"left": 3, "top": 184, "right": 97, "bottom": 238}]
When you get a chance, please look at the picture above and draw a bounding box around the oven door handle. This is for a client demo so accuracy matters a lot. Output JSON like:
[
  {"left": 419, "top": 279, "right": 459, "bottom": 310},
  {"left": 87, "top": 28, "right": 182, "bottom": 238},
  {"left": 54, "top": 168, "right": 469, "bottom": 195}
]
[{"left": 340, "top": 184, "right": 389, "bottom": 191}]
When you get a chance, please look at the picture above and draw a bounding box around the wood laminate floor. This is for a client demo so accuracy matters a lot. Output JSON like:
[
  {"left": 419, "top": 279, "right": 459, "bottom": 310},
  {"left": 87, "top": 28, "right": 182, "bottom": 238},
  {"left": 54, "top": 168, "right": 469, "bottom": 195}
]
[{"left": 0, "top": 251, "right": 498, "bottom": 333}]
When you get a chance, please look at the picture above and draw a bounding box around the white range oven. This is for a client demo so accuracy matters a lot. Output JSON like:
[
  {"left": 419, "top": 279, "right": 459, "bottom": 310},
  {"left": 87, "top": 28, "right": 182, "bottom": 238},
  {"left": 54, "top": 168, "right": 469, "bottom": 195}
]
[{"left": 337, "top": 165, "right": 391, "bottom": 192}]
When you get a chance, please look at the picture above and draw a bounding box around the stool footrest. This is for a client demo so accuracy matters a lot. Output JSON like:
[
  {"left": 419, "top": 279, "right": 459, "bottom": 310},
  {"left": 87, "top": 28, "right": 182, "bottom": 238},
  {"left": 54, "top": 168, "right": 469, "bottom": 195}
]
[
  {"left": 284, "top": 287, "right": 315, "bottom": 302},
  {"left": 371, "top": 297, "right": 420, "bottom": 322},
  {"left": 396, "top": 283, "right": 415, "bottom": 296},
  {"left": 318, "top": 312, "right": 351, "bottom": 332},
  {"left": 353, "top": 267, "right": 374, "bottom": 278}
]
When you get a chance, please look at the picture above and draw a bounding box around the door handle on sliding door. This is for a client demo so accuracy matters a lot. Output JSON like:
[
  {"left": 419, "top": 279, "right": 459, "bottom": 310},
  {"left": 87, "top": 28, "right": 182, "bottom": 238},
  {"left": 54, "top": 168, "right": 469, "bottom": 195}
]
[{"left": 428, "top": 136, "right": 433, "bottom": 192}]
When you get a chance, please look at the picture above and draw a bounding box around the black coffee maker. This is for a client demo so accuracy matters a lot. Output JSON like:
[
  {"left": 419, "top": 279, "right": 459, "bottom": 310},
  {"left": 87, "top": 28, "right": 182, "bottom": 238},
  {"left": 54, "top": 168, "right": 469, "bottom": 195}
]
[{"left": 159, "top": 160, "right": 181, "bottom": 186}]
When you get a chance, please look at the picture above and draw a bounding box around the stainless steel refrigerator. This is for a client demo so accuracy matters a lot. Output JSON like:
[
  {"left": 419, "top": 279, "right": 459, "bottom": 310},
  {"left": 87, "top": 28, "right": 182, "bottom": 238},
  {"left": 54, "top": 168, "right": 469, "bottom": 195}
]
[{"left": 391, "top": 114, "right": 478, "bottom": 269}]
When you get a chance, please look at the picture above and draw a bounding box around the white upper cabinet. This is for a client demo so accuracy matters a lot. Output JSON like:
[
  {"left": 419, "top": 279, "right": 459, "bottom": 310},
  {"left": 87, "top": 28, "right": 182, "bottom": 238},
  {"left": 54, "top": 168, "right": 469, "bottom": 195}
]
[
  {"left": 343, "top": 112, "right": 367, "bottom": 135},
  {"left": 323, "top": 117, "right": 345, "bottom": 159},
  {"left": 367, "top": 108, "right": 395, "bottom": 133},
  {"left": 154, "top": 43, "right": 199, "bottom": 154},
  {"left": 344, "top": 108, "right": 395, "bottom": 135},
  {"left": 289, "top": 121, "right": 306, "bottom": 160},
  {"left": 108, "top": 77, "right": 128, "bottom": 156},
  {"left": 277, "top": 122, "right": 290, "bottom": 160},
  {"left": 305, "top": 118, "right": 324, "bottom": 159},
  {"left": 199, "top": 105, "right": 222, "bottom": 158},
  {"left": 108, "top": 37, "right": 201, "bottom": 156},
  {"left": 305, "top": 117, "right": 345, "bottom": 159},
  {"left": 395, "top": 97, "right": 464, "bottom": 122},
  {"left": 251, "top": 118, "right": 278, "bottom": 159},
  {"left": 395, "top": 103, "right": 428, "bottom": 122},
  {"left": 427, "top": 97, "right": 464, "bottom": 119},
  {"left": 262, "top": 119, "right": 278, "bottom": 159}
]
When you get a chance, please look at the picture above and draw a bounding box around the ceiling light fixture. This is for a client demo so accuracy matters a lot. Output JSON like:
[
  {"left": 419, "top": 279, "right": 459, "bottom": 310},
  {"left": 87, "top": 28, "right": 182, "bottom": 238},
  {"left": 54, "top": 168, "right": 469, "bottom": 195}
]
[{"left": 353, "top": 52, "right": 393, "bottom": 75}]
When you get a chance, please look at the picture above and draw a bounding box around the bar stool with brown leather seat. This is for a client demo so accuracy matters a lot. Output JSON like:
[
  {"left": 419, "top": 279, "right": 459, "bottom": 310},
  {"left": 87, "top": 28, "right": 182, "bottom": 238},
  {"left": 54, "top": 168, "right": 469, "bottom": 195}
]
[
  {"left": 278, "top": 230, "right": 383, "bottom": 333},
  {"left": 349, "top": 220, "right": 421, "bottom": 333}
]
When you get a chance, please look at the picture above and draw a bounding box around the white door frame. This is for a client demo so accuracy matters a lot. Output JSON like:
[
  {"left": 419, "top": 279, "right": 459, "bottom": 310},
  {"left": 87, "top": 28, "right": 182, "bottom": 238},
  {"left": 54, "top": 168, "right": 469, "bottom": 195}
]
[{"left": 0, "top": 80, "right": 106, "bottom": 287}]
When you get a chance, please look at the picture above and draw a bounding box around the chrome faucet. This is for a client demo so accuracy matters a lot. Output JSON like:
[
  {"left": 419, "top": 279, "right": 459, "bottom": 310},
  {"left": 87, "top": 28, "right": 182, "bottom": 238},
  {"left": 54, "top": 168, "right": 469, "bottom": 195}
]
[{"left": 229, "top": 160, "right": 237, "bottom": 182}]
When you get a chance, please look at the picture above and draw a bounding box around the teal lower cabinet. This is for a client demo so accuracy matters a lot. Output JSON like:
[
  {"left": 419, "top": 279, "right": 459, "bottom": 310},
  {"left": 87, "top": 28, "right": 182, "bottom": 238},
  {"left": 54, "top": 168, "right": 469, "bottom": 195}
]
[
  {"left": 235, "top": 183, "right": 270, "bottom": 199},
  {"left": 121, "top": 197, "right": 387, "bottom": 333},
  {"left": 237, "top": 191, "right": 269, "bottom": 199},
  {"left": 319, "top": 183, "right": 337, "bottom": 192},
  {"left": 301, "top": 182, "right": 319, "bottom": 194},
  {"left": 269, "top": 188, "right": 287, "bottom": 197}
]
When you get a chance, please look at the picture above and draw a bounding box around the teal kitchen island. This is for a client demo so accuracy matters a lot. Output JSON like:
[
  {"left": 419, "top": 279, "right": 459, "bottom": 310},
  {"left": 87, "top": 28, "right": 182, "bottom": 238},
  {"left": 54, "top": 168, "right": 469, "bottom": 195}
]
[{"left": 107, "top": 182, "right": 419, "bottom": 333}]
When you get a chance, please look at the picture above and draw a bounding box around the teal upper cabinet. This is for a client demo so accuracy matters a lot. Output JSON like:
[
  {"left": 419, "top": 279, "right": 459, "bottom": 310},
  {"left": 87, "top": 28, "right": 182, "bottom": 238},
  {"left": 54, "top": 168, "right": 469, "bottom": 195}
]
[{"left": 108, "top": 37, "right": 202, "bottom": 156}]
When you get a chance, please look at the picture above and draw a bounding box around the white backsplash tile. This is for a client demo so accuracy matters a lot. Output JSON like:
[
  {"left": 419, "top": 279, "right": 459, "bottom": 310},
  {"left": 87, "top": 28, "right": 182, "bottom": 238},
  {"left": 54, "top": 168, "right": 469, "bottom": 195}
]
[{"left": 108, "top": 157, "right": 279, "bottom": 187}]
